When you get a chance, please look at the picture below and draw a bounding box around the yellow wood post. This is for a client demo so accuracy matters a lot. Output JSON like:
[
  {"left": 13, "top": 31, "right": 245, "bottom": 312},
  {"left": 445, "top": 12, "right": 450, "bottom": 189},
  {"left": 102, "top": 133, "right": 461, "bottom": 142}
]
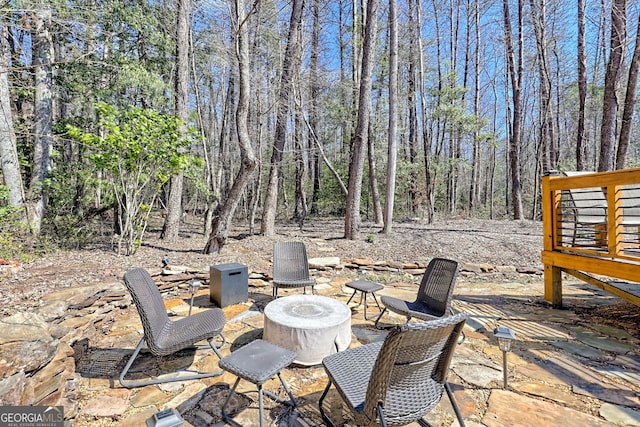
[
  {"left": 544, "top": 264, "right": 563, "bottom": 306},
  {"left": 542, "top": 175, "right": 563, "bottom": 306},
  {"left": 607, "top": 185, "right": 624, "bottom": 255}
]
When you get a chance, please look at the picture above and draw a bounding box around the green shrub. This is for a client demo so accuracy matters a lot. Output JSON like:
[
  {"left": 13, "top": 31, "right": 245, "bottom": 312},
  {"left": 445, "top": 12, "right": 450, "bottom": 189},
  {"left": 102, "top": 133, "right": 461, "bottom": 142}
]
[{"left": 0, "top": 185, "right": 30, "bottom": 260}]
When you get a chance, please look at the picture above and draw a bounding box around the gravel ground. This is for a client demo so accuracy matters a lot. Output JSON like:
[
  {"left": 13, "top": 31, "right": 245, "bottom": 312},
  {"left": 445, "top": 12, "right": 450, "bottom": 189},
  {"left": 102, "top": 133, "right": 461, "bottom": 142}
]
[{"left": 0, "top": 216, "right": 544, "bottom": 316}]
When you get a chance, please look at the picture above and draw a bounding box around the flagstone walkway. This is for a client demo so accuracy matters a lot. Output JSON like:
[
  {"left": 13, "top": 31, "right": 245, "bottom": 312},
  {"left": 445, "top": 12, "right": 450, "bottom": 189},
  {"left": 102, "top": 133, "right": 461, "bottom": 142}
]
[{"left": 63, "top": 272, "right": 640, "bottom": 427}]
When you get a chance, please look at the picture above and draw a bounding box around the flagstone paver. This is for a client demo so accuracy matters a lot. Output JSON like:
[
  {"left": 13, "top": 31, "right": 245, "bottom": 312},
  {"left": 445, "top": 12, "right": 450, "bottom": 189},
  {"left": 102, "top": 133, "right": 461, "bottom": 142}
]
[
  {"left": 482, "top": 389, "right": 616, "bottom": 427},
  {"left": 599, "top": 403, "right": 640, "bottom": 426},
  {"left": 4, "top": 264, "right": 640, "bottom": 426}
]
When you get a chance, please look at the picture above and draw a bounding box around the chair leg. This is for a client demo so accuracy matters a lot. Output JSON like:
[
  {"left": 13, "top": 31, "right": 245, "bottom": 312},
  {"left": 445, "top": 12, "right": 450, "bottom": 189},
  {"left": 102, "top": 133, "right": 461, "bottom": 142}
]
[
  {"left": 445, "top": 382, "right": 466, "bottom": 427},
  {"left": 364, "top": 292, "right": 384, "bottom": 321},
  {"left": 275, "top": 372, "right": 296, "bottom": 405},
  {"left": 348, "top": 290, "right": 383, "bottom": 321},
  {"left": 258, "top": 385, "right": 265, "bottom": 427},
  {"left": 346, "top": 289, "right": 361, "bottom": 307},
  {"left": 318, "top": 380, "right": 337, "bottom": 427},
  {"left": 376, "top": 403, "right": 389, "bottom": 427},
  {"left": 223, "top": 373, "right": 295, "bottom": 427},
  {"left": 374, "top": 307, "right": 389, "bottom": 329},
  {"left": 221, "top": 377, "right": 242, "bottom": 425},
  {"left": 119, "top": 338, "right": 223, "bottom": 388}
]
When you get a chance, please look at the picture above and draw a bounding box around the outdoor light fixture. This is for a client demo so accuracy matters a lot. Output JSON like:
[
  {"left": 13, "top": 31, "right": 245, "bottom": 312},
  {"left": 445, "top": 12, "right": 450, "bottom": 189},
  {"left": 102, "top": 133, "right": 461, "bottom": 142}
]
[
  {"left": 493, "top": 326, "right": 516, "bottom": 389},
  {"left": 187, "top": 279, "right": 201, "bottom": 316},
  {"left": 146, "top": 408, "right": 183, "bottom": 427}
]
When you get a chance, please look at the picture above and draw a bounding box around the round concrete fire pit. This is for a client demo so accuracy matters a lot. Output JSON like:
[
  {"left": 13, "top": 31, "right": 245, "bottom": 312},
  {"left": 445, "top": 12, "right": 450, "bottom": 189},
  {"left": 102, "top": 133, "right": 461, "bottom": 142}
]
[{"left": 263, "top": 294, "right": 352, "bottom": 366}]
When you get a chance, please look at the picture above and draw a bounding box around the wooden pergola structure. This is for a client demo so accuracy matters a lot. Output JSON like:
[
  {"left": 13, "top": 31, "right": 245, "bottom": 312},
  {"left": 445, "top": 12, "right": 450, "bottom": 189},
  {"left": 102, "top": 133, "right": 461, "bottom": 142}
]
[{"left": 542, "top": 168, "right": 640, "bottom": 307}]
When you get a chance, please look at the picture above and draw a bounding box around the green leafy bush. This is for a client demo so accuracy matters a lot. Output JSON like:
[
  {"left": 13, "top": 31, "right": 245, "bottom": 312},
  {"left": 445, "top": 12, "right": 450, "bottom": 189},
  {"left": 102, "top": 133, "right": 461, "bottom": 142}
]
[
  {"left": 0, "top": 185, "right": 28, "bottom": 260},
  {"left": 65, "top": 103, "right": 194, "bottom": 255}
]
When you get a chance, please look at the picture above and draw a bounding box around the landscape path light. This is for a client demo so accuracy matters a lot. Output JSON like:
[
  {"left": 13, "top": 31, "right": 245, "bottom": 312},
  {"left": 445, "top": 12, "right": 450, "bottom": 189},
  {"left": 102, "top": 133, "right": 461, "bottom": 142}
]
[{"left": 493, "top": 326, "right": 516, "bottom": 389}]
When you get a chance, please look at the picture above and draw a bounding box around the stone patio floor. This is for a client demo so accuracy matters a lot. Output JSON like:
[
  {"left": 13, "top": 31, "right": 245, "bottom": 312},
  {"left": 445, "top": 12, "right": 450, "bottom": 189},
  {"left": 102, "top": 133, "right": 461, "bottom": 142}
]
[{"left": 72, "top": 275, "right": 640, "bottom": 427}]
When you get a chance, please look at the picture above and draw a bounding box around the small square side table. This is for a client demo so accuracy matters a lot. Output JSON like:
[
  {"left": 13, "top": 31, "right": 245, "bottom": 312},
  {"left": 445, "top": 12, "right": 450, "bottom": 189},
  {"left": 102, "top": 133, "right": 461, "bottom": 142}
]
[
  {"left": 345, "top": 279, "right": 384, "bottom": 320},
  {"left": 218, "top": 339, "right": 297, "bottom": 427}
]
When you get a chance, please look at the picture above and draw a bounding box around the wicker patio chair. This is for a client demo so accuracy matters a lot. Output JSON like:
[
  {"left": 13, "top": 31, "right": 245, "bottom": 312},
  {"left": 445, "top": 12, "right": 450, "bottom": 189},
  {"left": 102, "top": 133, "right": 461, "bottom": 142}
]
[
  {"left": 119, "top": 267, "right": 226, "bottom": 388},
  {"left": 375, "top": 258, "right": 460, "bottom": 329},
  {"left": 319, "top": 312, "right": 468, "bottom": 426},
  {"left": 272, "top": 241, "right": 316, "bottom": 297}
]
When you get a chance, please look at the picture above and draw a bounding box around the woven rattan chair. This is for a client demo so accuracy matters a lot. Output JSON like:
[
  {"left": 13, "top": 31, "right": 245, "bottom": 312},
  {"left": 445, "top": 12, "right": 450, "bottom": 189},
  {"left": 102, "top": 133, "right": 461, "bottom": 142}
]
[
  {"left": 375, "top": 258, "right": 459, "bottom": 329},
  {"left": 119, "top": 267, "right": 226, "bottom": 388},
  {"left": 319, "top": 312, "right": 468, "bottom": 426},
  {"left": 272, "top": 241, "right": 316, "bottom": 297}
]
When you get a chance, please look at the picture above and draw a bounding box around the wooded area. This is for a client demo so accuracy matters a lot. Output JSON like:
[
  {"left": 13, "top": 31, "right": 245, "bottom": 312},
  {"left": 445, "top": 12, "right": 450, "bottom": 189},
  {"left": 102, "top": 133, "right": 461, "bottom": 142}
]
[{"left": 1, "top": 0, "right": 640, "bottom": 255}]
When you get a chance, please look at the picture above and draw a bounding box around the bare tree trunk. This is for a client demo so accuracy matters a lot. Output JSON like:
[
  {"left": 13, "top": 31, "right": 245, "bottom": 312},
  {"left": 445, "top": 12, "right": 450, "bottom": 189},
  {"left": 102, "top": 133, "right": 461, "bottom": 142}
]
[
  {"left": 367, "top": 116, "right": 383, "bottom": 225},
  {"left": 502, "top": 0, "right": 524, "bottom": 219},
  {"left": 368, "top": 32, "right": 386, "bottom": 226},
  {"left": 204, "top": 0, "right": 257, "bottom": 254},
  {"left": 261, "top": 0, "right": 304, "bottom": 236},
  {"left": 407, "top": 0, "right": 418, "bottom": 215},
  {"left": 162, "top": 0, "right": 190, "bottom": 241},
  {"left": 446, "top": 0, "right": 462, "bottom": 215},
  {"left": 529, "top": 0, "right": 555, "bottom": 173},
  {"left": 616, "top": 14, "right": 640, "bottom": 170},
  {"left": 382, "top": 0, "right": 398, "bottom": 234},
  {"left": 469, "top": 0, "right": 480, "bottom": 211},
  {"left": 302, "top": 110, "right": 348, "bottom": 195},
  {"left": 28, "top": 8, "right": 54, "bottom": 235},
  {"left": 345, "top": 0, "right": 378, "bottom": 239},
  {"left": 338, "top": 0, "right": 352, "bottom": 152},
  {"left": 293, "top": 86, "right": 307, "bottom": 228},
  {"left": 0, "top": 25, "right": 25, "bottom": 209},
  {"left": 309, "top": 0, "right": 321, "bottom": 215},
  {"left": 576, "top": 0, "right": 587, "bottom": 170},
  {"left": 418, "top": 0, "right": 434, "bottom": 222},
  {"left": 599, "top": 0, "right": 626, "bottom": 172}
]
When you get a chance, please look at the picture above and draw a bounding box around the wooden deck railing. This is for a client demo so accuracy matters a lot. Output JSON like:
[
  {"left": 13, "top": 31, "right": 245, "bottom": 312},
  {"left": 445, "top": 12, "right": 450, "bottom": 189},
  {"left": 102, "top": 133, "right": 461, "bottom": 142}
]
[{"left": 542, "top": 168, "right": 640, "bottom": 307}]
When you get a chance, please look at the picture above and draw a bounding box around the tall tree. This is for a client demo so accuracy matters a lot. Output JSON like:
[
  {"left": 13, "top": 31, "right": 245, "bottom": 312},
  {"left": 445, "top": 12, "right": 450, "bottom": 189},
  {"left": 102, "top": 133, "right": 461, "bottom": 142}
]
[
  {"left": 0, "top": 24, "right": 25, "bottom": 209},
  {"left": 417, "top": 0, "right": 434, "bottom": 222},
  {"left": 367, "top": 71, "right": 383, "bottom": 225},
  {"left": 529, "top": 0, "right": 555, "bottom": 172},
  {"left": 616, "top": 14, "right": 640, "bottom": 170},
  {"left": 162, "top": 0, "right": 191, "bottom": 241},
  {"left": 204, "top": 0, "right": 257, "bottom": 254},
  {"left": 309, "top": 0, "right": 321, "bottom": 215},
  {"left": 345, "top": 0, "right": 378, "bottom": 239},
  {"left": 576, "top": 0, "right": 587, "bottom": 170},
  {"left": 260, "top": 0, "right": 304, "bottom": 236},
  {"left": 599, "top": 0, "right": 626, "bottom": 172},
  {"left": 469, "top": 0, "right": 481, "bottom": 210},
  {"left": 407, "top": 0, "right": 419, "bottom": 215},
  {"left": 293, "top": 74, "right": 307, "bottom": 227},
  {"left": 502, "top": 0, "right": 524, "bottom": 219},
  {"left": 382, "top": 0, "right": 398, "bottom": 234},
  {"left": 28, "top": 8, "right": 54, "bottom": 234}
]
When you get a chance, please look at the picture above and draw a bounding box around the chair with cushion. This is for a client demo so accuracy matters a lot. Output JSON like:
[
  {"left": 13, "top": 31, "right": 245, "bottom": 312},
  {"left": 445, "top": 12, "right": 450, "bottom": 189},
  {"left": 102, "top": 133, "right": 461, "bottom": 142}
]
[
  {"left": 119, "top": 267, "right": 226, "bottom": 388},
  {"left": 375, "top": 258, "right": 460, "bottom": 329},
  {"left": 272, "top": 241, "right": 316, "bottom": 297},
  {"left": 319, "top": 312, "right": 468, "bottom": 426}
]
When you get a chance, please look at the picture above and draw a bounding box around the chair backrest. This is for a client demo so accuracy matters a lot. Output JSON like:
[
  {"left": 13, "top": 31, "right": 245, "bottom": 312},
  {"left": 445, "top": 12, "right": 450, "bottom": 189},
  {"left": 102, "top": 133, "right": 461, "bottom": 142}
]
[
  {"left": 363, "top": 312, "right": 468, "bottom": 425},
  {"left": 123, "top": 267, "right": 169, "bottom": 351},
  {"left": 416, "top": 258, "right": 459, "bottom": 317},
  {"left": 272, "top": 241, "right": 311, "bottom": 284}
]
